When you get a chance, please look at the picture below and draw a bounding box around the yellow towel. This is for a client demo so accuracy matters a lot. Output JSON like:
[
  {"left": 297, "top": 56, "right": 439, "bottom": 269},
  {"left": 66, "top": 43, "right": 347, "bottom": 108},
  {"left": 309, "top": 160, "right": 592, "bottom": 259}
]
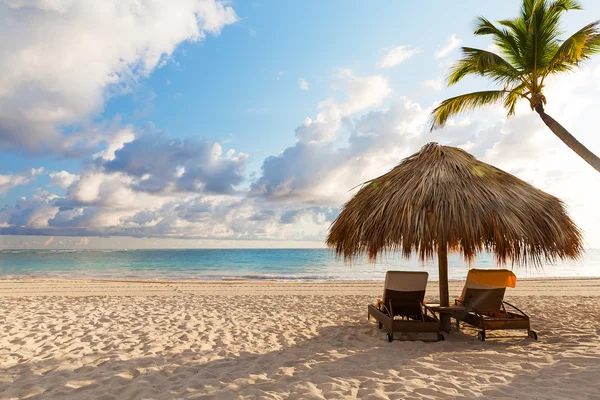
[
  {"left": 467, "top": 269, "right": 517, "bottom": 288},
  {"left": 374, "top": 299, "right": 383, "bottom": 309}
]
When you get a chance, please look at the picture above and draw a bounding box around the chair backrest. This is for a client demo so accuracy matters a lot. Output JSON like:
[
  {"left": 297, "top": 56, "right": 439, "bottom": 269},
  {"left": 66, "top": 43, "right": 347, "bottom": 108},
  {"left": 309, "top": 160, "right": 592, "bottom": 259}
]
[
  {"left": 383, "top": 271, "right": 428, "bottom": 316},
  {"left": 459, "top": 269, "right": 517, "bottom": 313},
  {"left": 461, "top": 287, "right": 506, "bottom": 312}
]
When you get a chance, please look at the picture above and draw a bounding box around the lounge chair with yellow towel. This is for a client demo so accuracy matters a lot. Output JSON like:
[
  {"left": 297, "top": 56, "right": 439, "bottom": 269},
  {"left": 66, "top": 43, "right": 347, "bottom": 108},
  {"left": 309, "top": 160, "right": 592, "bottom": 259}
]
[{"left": 433, "top": 269, "right": 537, "bottom": 341}]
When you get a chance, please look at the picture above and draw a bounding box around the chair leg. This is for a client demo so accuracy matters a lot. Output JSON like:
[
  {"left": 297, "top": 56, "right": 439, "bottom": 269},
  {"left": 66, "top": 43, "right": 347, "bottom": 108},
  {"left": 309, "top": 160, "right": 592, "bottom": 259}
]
[{"left": 456, "top": 319, "right": 460, "bottom": 332}]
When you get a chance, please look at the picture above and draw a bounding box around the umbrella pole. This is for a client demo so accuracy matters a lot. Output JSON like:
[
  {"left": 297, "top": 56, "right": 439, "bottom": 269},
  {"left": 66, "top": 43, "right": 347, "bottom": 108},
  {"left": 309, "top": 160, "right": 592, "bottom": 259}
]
[{"left": 438, "top": 240, "right": 451, "bottom": 332}]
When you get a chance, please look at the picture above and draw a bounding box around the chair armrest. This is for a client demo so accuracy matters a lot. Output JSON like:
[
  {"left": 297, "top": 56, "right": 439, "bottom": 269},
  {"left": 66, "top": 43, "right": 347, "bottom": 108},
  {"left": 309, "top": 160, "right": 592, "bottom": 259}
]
[
  {"left": 454, "top": 299, "right": 485, "bottom": 319},
  {"left": 422, "top": 303, "right": 440, "bottom": 321},
  {"left": 376, "top": 302, "right": 392, "bottom": 317},
  {"left": 501, "top": 300, "right": 528, "bottom": 317}
]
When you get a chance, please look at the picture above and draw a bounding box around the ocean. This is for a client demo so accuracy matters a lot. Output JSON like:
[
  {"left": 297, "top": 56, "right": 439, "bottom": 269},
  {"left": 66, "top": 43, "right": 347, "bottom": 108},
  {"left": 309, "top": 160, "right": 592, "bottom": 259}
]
[{"left": 1, "top": 248, "right": 599, "bottom": 281}]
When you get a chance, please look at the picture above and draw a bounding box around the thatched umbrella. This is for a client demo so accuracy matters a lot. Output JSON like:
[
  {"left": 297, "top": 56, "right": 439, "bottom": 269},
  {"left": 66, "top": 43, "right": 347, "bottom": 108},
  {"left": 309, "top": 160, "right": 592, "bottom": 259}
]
[{"left": 327, "top": 142, "right": 582, "bottom": 330}]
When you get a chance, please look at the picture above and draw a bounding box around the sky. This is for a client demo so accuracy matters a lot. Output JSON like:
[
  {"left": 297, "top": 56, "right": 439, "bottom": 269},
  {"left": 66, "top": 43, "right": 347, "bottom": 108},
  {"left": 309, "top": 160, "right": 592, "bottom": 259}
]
[{"left": 1, "top": 0, "right": 600, "bottom": 249}]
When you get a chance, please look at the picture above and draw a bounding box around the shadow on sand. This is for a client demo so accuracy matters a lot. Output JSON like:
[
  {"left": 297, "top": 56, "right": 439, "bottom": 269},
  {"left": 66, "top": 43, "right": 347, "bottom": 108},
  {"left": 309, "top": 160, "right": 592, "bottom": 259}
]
[{"left": 1, "top": 317, "right": 558, "bottom": 400}]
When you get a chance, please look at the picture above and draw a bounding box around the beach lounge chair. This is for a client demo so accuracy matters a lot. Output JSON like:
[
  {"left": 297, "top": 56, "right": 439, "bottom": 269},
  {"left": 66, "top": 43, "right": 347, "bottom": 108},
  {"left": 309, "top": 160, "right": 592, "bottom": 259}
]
[
  {"left": 367, "top": 271, "right": 443, "bottom": 342},
  {"left": 439, "top": 269, "right": 537, "bottom": 341}
]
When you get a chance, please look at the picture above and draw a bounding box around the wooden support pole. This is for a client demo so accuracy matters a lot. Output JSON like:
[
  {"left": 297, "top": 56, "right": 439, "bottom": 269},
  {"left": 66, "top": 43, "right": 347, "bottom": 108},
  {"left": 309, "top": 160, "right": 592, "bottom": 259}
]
[{"left": 438, "top": 240, "right": 451, "bottom": 332}]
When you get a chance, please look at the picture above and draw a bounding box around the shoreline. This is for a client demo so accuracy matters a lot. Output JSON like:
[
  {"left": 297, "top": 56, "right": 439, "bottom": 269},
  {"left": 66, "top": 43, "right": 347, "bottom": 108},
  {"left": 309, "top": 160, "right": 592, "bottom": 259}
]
[
  {"left": 2, "top": 276, "right": 600, "bottom": 297},
  {"left": 2, "top": 275, "right": 600, "bottom": 284}
]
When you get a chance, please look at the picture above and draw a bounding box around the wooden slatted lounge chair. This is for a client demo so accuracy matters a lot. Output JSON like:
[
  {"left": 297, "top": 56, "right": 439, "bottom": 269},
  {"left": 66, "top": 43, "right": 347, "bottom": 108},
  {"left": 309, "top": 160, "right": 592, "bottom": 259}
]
[
  {"left": 367, "top": 271, "right": 443, "bottom": 342},
  {"left": 436, "top": 269, "right": 537, "bottom": 341}
]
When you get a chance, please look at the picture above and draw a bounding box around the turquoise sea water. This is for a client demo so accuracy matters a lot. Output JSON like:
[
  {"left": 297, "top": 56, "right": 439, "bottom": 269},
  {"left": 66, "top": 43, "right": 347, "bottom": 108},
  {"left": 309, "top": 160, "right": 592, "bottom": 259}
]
[{"left": 0, "top": 248, "right": 599, "bottom": 281}]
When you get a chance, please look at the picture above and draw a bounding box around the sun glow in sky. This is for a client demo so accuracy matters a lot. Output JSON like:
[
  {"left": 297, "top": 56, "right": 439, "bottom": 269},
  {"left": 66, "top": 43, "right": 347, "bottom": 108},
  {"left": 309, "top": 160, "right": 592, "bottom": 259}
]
[{"left": 1, "top": 0, "right": 599, "bottom": 249}]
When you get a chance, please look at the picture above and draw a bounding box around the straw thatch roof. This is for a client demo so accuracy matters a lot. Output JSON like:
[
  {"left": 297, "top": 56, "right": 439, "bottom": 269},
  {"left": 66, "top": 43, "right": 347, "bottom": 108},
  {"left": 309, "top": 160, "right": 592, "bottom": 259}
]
[{"left": 327, "top": 142, "right": 583, "bottom": 266}]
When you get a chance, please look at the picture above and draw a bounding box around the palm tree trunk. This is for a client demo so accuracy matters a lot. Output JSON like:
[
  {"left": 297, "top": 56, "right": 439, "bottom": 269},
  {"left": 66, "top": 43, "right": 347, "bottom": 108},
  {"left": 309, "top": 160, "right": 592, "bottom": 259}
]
[{"left": 534, "top": 105, "right": 600, "bottom": 173}]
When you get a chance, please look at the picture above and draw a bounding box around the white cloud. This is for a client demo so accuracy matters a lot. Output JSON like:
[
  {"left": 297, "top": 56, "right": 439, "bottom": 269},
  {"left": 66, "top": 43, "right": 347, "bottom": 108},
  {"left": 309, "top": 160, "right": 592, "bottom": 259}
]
[
  {"left": 0, "top": 170, "right": 339, "bottom": 241},
  {"left": 252, "top": 70, "right": 426, "bottom": 203},
  {"left": 0, "top": 174, "right": 30, "bottom": 195},
  {"left": 299, "top": 78, "right": 309, "bottom": 91},
  {"left": 334, "top": 69, "right": 392, "bottom": 115},
  {"left": 0, "top": 168, "right": 44, "bottom": 195},
  {"left": 101, "top": 134, "right": 248, "bottom": 194},
  {"left": 0, "top": 0, "right": 238, "bottom": 154},
  {"left": 49, "top": 171, "right": 80, "bottom": 189},
  {"left": 435, "top": 34, "right": 462, "bottom": 60},
  {"left": 0, "top": 191, "right": 58, "bottom": 228},
  {"left": 277, "top": 71, "right": 284, "bottom": 80},
  {"left": 424, "top": 77, "right": 444, "bottom": 91},
  {"left": 377, "top": 45, "right": 421, "bottom": 69},
  {"left": 94, "top": 127, "right": 136, "bottom": 161},
  {"left": 3, "top": 130, "right": 252, "bottom": 238},
  {"left": 0, "top": 68, "right": 395, "bottom": 241},
  {"left": 291, "top": 70, "right": 392, "bottom": 145}
]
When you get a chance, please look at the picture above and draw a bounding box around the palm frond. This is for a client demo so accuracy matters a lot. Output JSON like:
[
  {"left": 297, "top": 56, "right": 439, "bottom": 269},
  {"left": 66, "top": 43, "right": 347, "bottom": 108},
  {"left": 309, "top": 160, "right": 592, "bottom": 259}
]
[
  {"left": 504, "top": 83, "right": 529, "bottom": 116},
  {"left": 499, "top": 18, "right": 535, "bottom": 73},
  {"left": 521, "top": 0, "right": 539, "bottom": 17},
  {"left": 430, "top": 91, "right": 508, "bottom": 130},
  {"left": 448, "top": 47, "right": 525, "bottom": 87},
  {"left": 474, "top": 17, "right": 523, "bottom": 66},
  {"left": 529, "top": 1, "right": 583, "bottom": 74},
  {"left": 547, "top": 0, "right": 582, "bottom": 14},
  {"left": 544, "top": 21, "right": 600, "bottom": 75}
]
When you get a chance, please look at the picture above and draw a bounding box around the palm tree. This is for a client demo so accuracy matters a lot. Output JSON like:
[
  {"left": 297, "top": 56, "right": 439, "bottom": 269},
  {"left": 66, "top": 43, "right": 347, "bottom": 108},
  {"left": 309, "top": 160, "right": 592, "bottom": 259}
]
[{"left": 430, "top": 0, "right": 600, "bottom": 173}]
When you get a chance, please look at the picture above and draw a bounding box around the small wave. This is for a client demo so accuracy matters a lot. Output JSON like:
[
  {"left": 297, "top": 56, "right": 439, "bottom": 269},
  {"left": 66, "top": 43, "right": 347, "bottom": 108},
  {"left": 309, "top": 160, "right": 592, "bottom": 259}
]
[
  {"left": 0, "top": 249, "right": 136, "bottom": 255},
  {"left": 217, "top": 274, "right": 375, "bottom": 282}
]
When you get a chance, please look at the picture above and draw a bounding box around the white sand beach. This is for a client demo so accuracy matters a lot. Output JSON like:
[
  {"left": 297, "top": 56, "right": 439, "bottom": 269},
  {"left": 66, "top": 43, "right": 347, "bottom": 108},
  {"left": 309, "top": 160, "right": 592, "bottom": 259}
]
[{"left": 1, "top": 278, "right": 600, "bottom": 399}]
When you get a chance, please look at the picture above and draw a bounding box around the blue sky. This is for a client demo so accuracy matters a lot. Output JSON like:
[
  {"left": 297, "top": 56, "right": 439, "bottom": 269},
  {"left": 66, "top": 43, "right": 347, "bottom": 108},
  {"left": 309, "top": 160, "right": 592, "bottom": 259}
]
[{"left": 1, "top": 0, "right": 600, "bottom": 249}]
